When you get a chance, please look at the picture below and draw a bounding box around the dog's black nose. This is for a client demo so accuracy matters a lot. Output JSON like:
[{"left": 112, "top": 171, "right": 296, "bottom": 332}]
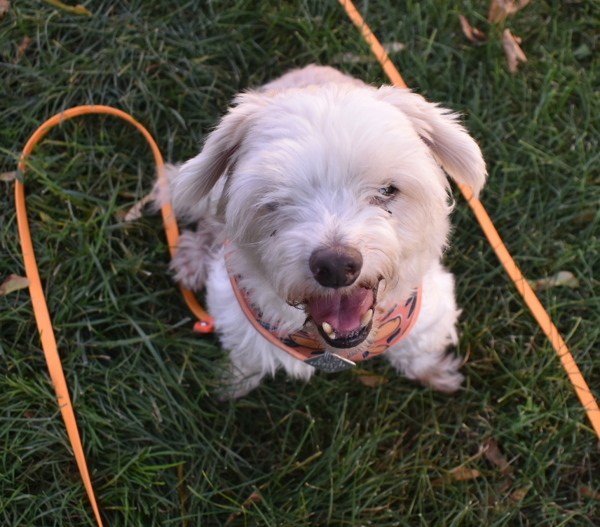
[{"left": 309, "top": 246, "right": 363, "bottom": 288}]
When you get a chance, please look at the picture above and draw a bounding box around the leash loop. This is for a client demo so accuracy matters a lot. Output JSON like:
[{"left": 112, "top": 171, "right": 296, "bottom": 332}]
[{"left": 15, "top": 105, "right": 213, "bottom": 526}]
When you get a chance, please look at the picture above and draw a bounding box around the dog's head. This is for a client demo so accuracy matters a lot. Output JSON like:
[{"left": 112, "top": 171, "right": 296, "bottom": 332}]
[{"left": 173, "top": 83, "right": 486, "bottom": 351}]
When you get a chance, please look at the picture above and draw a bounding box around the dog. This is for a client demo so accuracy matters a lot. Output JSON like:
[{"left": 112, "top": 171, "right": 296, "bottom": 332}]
[{"left": 165, "top": 65, "right": 487, "bottom": 398}]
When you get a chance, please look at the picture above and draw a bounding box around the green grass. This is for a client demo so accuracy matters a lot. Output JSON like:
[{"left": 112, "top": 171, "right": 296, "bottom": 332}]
[{"left": 1, "top": 0, "right": 599, "bottom": 525}]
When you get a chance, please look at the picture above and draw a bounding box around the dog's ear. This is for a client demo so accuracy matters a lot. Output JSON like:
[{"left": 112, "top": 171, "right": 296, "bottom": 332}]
[
  {"left": 172, "top": 92, "right": 269, "bottom": 212},
  {"left": 376, "top": 86, "right": 487, "bottom": 197}
]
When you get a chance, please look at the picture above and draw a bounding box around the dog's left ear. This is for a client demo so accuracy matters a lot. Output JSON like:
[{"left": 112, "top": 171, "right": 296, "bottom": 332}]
[{"left": 376, "top": 86, "right": 487, "bottom": 197}]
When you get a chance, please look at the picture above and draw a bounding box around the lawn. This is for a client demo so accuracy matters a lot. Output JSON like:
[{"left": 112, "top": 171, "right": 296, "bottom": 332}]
[{"left": 1, "top": 0, "right": 599, "bottom": 525}]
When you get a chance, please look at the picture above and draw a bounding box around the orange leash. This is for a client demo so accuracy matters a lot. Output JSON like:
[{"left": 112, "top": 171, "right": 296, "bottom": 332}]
[
  {"left": 15, "top": 105, "right": 214, "bottom": 526},
  {"left": 338, "top": 0, "right": 600, "bottom": 439}
]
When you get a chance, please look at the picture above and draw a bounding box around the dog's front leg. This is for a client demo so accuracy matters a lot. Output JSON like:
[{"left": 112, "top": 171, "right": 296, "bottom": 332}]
[
  {"left": 207, "top": 256, "right": 316, "bottom": 399},
  {"left": 384, "top": 263, "right": 465, "bottom": 393},
  {"left": 219, "top": 339, "right": 316, "bottom": 399}
]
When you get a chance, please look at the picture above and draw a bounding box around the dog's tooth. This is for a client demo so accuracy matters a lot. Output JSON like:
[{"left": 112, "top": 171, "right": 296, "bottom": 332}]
[
  {"left": 360, "top": 309, "right": 373, "bottom": 327},
  {"left": 322, "top": 322, "right": 335, "bottom": 337}
]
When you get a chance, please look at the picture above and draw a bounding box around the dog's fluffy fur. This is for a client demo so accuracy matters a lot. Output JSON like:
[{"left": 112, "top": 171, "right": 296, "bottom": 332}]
[{"left": 165, "top": 65, "right": 487, "bottom": 398}]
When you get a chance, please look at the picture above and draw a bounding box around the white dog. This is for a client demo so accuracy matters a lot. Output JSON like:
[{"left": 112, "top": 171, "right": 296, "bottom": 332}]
[{"left": 166, "top": 65, "right": 486, "bottom": 398}]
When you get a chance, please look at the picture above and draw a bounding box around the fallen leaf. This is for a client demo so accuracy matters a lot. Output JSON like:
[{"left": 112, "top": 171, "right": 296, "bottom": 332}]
[
  {"left": 225, "top": 490, "right": 262, "bottom": 525},
  {"left": 17, "top": 36, "right": 32, "bottom": 58},
  {"left": 451, "top": 466, "right": 481, "bottom": 482},
  {"left": 482, "top": 438, "right": 514, "bottom": 476},
  {"left": 510, "top": 486, "right": 530, "bottom": 502},
  {"left": 113, "top": 209, "right": 127, "bottom": 221},
  {"left": 459, "top": 15, "right": 487, "bottom": 43},
  {"left": 72, "top": 3, "right": 92, "bottom": 15},
  {"left": 357, "top": 373, "right": 389, "bottom": 388},
  {"left": 502, "top": 28, "right": 527, "bottom": 73},
  {"left": 41, "top": 0, "right": 92, "bottom": 16},
  {"left": 432, "top": 466, "right": 481, "bottom": 485},
  {"left": 573, "top": 209, "right": 596, "bottom": 224},
  {"left": 580, "top": 486, "right": 600, "bottom": 500},
  {"left": 0, "top": 0, "right": 10, "bottom": 17},
  {"left": 528, "top": 271, "right": 580, "bottom": 292},
  {"left": 0, "top": 274, "right": 30, "bottom": 296},
  {"left": 0, "top": 171, "right": 17, "bottom": 182},
  {"left": 121, "top": 191, "right": 156, "bottom": 222},
  {"left": 488, "top": 0, "right": 531, "bottom": 24},
  {"left": 145, "top": 63, "right": 158, "bottom": 75}
]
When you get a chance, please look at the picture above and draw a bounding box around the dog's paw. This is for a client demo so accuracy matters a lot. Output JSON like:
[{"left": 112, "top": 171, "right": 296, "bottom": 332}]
[
  {"left": 416, "top": 349, "right": 464, "bottom": 393},
  {"left": 171, "top": 229, "right": 214, "bottom": 291},
  {"left": 216, "top": 369, "right": 265, "bottom": 400},
  {"left": 387, "top": 344, "right": 465, "bottom": 393}
]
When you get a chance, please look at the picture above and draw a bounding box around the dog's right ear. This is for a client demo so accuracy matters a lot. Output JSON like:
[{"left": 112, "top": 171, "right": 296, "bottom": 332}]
[
  {"left": 375, "top": 86, "right": 487, "bottom": 198},
  {"left": 172, "top": 92, "right": 269, "bottom": 213}
]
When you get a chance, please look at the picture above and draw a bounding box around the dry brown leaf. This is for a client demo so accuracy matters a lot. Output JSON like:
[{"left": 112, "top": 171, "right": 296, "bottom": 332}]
[
  {"left": 528, "top": 271, "right": 580, "bottom": 292},
  {"left": 451, "top": 466, "right": 482, "bottom": 482},
  {"left": 17, "top": 36, "right": 32, "bottom": 59},
  {"left": 0, "top": 274, "right": 30, "bottom": 296},
  {"left": 502, "top": 29, "right": 527, "bottom": 73},
  {"left": 122, "top": 191, "right": 156, "bottom": 222},
  {"left": 113, "top": 209, "right": 127, "bottom": 221},
  {"left": 580, "top": 486, "right": 600, "bottom": 500},
  {"left": 510, "top": 486, "right": 530, "bottom": 502},
  {"left": 225, "top": 490, "right": 262, "bottom": 525},
  {"left": 432, "top": 466, "right": 481, "bottom": 485},
  {"left": 489, "top": 0, "right": 531, "bottom": 24},
  {"left": 459, "top": 15, "right": 487, "bottom": 43},
  {"left": 0, "top": 0, "right": 10, "bottom": 17},
  {"left": 357, "top": 373, "right": 389, "bottom": 388},
  {"left": 574, "top": 209, "right": 597, "bottom": 224},
  {"left": 482, "top": 439, "right": 514, "bottom": 476},
  {"left": 0, "top": 171, "right": 17, "bottom": 182}
]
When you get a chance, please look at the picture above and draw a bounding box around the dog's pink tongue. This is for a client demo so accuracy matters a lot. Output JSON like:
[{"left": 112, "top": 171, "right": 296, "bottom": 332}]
[{"left": 307, "top": 288, "right": 373, "bottom": 332}]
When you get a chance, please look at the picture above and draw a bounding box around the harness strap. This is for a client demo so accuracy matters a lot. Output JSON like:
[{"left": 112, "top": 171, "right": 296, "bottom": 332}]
[{"left": 229, "top": 272, "right": 422, "bottom": 371}]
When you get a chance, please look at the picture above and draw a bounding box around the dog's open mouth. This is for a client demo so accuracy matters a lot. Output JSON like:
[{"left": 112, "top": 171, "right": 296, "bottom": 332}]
[{"left": 306, "top": 286, "right": 375, "bottom": 349}]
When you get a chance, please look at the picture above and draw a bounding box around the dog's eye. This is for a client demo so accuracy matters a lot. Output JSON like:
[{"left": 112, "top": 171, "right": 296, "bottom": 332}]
[
  {"left": 378, "top": 185, "right": 399, "bottom": 198},
  {"left": 260, "top": 201, "right": 279, "bottom": 213}
]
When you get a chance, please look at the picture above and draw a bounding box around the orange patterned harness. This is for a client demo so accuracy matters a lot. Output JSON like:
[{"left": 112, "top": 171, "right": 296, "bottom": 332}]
[{"left": 229, "top": 273, "right": 422, "bottom": 372}]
